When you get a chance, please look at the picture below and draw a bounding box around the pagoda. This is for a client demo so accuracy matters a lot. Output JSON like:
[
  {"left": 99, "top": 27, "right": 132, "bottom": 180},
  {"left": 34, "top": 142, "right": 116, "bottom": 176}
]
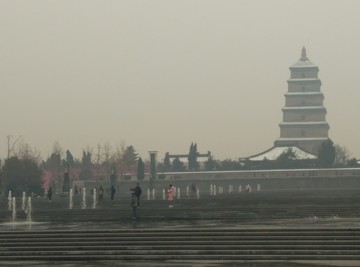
[{"left": 274, "top": 47, "right": 330, "bottom": 155}]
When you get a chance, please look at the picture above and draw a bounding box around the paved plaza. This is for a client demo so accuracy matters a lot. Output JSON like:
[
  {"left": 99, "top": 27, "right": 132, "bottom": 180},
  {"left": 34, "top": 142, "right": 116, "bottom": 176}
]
[{"left": 1, "top": 185, "right": 360, "bottom": 267}]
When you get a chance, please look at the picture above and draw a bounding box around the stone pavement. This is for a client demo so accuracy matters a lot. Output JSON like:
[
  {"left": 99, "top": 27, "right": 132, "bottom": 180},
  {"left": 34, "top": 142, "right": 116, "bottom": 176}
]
[{"left": 0, "top": 188, "right": 360, "bottom": 266}]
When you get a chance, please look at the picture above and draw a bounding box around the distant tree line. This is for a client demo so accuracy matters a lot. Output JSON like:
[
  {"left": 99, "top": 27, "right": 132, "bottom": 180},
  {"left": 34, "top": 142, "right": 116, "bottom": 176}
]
[
  {"left": 0, "top": 141, "right": 142, "bottom": 196},
  {"left": 159, "top": 140, "right": 359, "bottom": 172},
  {"left": 0, "top": 139, "right": 358, "bottom": 197}
]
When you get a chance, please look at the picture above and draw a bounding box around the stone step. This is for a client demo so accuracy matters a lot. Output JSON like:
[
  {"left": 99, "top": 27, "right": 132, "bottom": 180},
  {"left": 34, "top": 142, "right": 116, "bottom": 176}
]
[
  {"left": 0, "top": 228, "right": 359, "bottom": 262},
  {"left": 1, "top": 254, "right": 360, "bottom": 261}
]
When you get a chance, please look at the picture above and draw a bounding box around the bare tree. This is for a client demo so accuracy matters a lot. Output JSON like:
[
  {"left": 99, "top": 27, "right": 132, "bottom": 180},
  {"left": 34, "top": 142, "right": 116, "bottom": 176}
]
[
  {"left": 13, "top": 140, "right": 41, "bottom": 164},
  {"left": 95, "top": 144, "right": 102, "bottom": 179},
  {"left": 103, "top": 142, "right": 112, "bottom": 166},
  {"left": 335, "top": 144, "right": 350, "bottom": 166},
  {"left": 6, "top": 135, "right": 22, "bottom": 159},
  {"left": 115, "top": 141, "right": 126, "bottom": 164}
]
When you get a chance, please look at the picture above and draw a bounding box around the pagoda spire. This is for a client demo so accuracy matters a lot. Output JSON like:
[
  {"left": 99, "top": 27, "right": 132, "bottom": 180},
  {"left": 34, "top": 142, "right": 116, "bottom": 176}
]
[{"left": 300, "top": 46, "right": 308, "bottom": 61}]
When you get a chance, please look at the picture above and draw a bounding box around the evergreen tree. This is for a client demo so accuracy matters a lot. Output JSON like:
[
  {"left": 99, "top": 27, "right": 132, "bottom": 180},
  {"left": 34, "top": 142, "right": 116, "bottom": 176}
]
[
  {"left": 318, "top": 139, "right": 336, "bottom": 167},
  {"left": 62, "top": 149, "right": 76, "bottom": 170},
  {"left": 188, "top": 143, "right": 194, "bottom": 170},
  {"left": 80, "top": 150, "right": 93, "bottom": 180},
  {"left": 65, "top": 150, "right": 75, "bottom": 166},
  {"left": 137, "top": 157, "right": 145, "bottom": 180},
  {"left": 2, "top": 156, "right": 42, "bottom": 196},
  {"left": 81, "top": 151, "right": 92, "bottom": 167},
  {"left": 122, "top": 145, "right": 138, "bottom": 167},
  {"left": 193, "top": 143, "right": 198, "bottom": 170},
  {"left": 220, "top": 159, "right": 242, "bottom": 170},
  {"left": 276, "top": 148, "right": 298, "bottom": 169},
  {"left": 172, "top": 157, "right": 185, "bottom": 172},
  {"left": 164, "top": 152, "right": 171, "bottom": 171},
  {"left": 187, "top": 142, "right": 199, "bottom": 171},
  {"left": 204, "top": 156, "right": 219, "bottom": 170},
  {"left": 42, "top": 151, "right": 62, "bottom": 191}
]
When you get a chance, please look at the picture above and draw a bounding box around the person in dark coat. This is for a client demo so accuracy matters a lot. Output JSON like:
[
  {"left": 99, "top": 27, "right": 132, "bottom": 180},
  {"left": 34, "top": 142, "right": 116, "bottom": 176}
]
[
  {"left": 98, "top": 186, "right": 104, "bottom": 201},
  {"left": 110, "top": 185, "right": 116, "bottom": 200},
  {"left": 130, "top": 193, "right": 138, "bottom": 219},
  {"left": 48, "top": 187, "right": 53, "bottom": 202},
  {"left": 130, "top": 183, "right": 142, "bottom": 207}
]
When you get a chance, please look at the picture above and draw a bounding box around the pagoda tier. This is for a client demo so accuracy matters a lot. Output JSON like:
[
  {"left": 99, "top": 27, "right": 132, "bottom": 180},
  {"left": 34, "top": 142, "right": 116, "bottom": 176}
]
[{"left": 275, "top": 47, "right": 330, "bottom": 154}]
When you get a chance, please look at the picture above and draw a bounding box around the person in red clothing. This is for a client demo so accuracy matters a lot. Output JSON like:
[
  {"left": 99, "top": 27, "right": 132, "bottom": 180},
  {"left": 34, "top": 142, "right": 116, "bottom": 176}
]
[{"left": 167, "top": 184, "right": 175, "bottom": 208}]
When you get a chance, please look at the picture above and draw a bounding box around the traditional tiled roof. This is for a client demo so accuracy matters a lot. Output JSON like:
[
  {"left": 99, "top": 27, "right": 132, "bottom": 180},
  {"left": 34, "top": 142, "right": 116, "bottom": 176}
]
[{"left": 245, "top": 146, "right": 317, "bottom": 161}]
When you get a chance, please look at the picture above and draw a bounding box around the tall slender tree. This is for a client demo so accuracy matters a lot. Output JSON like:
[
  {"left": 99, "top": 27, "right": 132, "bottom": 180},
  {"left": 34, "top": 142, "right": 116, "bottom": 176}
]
[
  {"left": 79, "top": 150, "right": 93, "bottom": 180},
  {"left": 137, "top": 157, "right": 145, "bottom": 180},
  {"left": 188, "top": 142, "right": 199, "bottom": 171},
  {"left": 122, "top": 146, "right": 138, "bottom": 167}
]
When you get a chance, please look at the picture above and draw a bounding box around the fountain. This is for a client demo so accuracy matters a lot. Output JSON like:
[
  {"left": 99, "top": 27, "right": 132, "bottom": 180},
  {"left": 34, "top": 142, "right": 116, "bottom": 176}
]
[
  {"left": 219, "top": 186, "right": 223, "bottom": 194},
  {"left": 8, "top": 191, "right": 12, "bottom": 211},
  {"left": 69, "top": 188, "right": 73, "bottom": 209},
  {"left": 93, "top": 188, "right": 96, "bottom": 209},
  {"left": 210, "top": 185, "right": 213, "bottom": 196},
  {"left": 177, "top": 188, "right": 180, "bottom": 199},
  {"left": 186, "top": 186, "right": 189, "bottom": 197},
  {"left": 12, "top": 197, "right": 16, "bottom": 222},
  {"left": 152, "top": 189, "right": 155, "bottom": 200},
  {"left": 22, "top": 192, "right": 26, "bottom": 210},
  {"left": 147, "top": 188, "right": 150, "bottom": 200},
  {"left": 162, "top": 189, "right": 166, "bottom": 200},
  {"left": 82, "top": 187, "right": 87, "bottom": 209}
]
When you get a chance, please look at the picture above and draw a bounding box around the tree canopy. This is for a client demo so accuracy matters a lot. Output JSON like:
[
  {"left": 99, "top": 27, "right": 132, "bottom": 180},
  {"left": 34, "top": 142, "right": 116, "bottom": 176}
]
[
  {"left": 2, "top": 156, "right": 42, "bottom": 196},
  {"left": 188, "top": 143, "right": 199, "bottom": 171},
  {"left": 318, "top": 139, "right": 336, "bottom": 167},
  {"left": 137, "top": 157, "right": 145, "bottom": 180},
  {"left": 172, "top": 157, "right": 185, "bottom": 171},
  {"left": 122, "top": 146, "right": 138, "bottom": 166}
]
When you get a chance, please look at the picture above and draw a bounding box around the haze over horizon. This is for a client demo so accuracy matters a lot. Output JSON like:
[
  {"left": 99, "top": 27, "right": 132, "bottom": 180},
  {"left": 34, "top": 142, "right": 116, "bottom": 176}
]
[{"left": 1, "top": 0, "right": 360, "bottom": 162}]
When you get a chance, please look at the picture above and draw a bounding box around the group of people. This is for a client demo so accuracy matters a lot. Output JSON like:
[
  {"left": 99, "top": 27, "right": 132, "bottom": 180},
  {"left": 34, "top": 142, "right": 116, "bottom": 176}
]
[
  {"left": 96, "top": 185, "right": 117, "bottom": 201},
  {"left": 130, "top": 183, "right": 178, "bottom": 219},
  {"left": 97, "top": 185, "right": 116, "bottom": 201},
  {"left": 45, "top": 182, "right": 181, "bottom": 220}
]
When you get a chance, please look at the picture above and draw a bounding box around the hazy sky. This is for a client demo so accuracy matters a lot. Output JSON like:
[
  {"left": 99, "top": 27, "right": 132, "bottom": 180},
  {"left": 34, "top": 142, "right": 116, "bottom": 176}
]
[{"left": 1, "top": 0, "right": 360, "bottom": 162}]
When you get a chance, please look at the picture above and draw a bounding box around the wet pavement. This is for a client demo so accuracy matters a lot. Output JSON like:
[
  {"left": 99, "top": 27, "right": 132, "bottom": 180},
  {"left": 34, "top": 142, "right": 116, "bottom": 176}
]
[
  {"left": 1, "top": 189, "right": 360, "bottom": 266},
  {"left": 1, "top": 215, "right": 360, "bottom": 231}
]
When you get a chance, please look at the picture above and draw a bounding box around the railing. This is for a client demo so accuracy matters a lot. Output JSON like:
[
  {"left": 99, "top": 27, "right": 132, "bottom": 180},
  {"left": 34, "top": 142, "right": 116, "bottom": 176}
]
[{"left": 158, "top": 168, "right": 360, "bottom": 180}]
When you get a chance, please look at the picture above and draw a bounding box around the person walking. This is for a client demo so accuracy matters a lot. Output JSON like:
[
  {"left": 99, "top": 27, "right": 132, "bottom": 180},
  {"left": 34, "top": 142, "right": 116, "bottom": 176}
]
[
  {"left": 110, "top": 185, "right": 116, "bottom": 200},
  {"left": 131, "top": 183, "right": 142, "bottom": 207},
  {"left": 98, "top": 186, "right": 104, "bottom": 201},
  {"left": 191, "top": 183, "right": 197, "bottom": 198},
  {"left": 167, "top": 184, "right": 175, "bottom": 208},
  {"left": 48, "top": 187, "right": 53, "bottom": 202},
  {"left": 130, "top": 193, "right": 138, "bottom": 219}
]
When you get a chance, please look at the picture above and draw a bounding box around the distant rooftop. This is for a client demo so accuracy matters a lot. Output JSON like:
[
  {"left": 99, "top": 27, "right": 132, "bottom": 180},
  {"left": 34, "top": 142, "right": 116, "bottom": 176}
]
[{"left": 245, "top": 146, "right": 317, "bottom": 161}]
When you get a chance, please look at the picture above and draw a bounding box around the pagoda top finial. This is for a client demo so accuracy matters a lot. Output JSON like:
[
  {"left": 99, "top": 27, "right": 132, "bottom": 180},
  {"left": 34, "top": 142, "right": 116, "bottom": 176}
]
[{"left": 300, "top": 46, "right": 308, "bottom": 61}]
